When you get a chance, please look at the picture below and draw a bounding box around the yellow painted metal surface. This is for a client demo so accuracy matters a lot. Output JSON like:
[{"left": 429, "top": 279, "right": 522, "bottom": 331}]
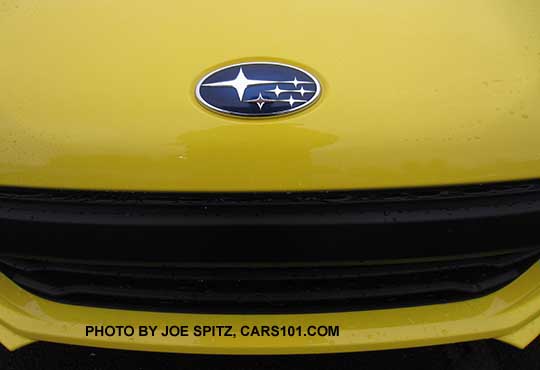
[
  {"left": 0, "top": 263, "right": 540, "bottom": 354},
  {"left": 1, "top": 0, "right": 540, "bottom": 191}
]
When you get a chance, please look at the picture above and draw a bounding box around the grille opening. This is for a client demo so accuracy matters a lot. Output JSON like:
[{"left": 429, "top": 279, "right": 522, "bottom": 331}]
[{"left": 2, "top": 181, "right": 540, "bottom": 313}]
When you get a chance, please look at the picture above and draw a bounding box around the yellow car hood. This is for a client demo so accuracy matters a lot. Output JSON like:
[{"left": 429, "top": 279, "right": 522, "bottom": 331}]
[{"left": 1, "top": 0, "right": 539, "bottom": 191}]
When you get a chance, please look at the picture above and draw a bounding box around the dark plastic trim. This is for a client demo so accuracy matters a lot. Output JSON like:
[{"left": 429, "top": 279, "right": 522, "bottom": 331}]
[{"left": 1, "top": 180, "right": 540, "bottom": 226}]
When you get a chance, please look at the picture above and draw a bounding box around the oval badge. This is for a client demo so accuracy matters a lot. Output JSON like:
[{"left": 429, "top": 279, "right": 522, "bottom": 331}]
[{"left": 196, "top": 62, "right": 321, "bottom": 117}]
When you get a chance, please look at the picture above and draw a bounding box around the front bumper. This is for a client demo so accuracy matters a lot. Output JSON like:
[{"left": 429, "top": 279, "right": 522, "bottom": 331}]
[
  {"left": 1, "top": 262, "right": 540, "bottom": 354},
  {"left": 2, "top": 182, "right": 540, "bottom": 354}
]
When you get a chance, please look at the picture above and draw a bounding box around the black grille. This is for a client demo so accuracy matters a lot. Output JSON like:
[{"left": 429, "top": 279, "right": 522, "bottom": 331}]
[
  {"left": 2, "top": 180, "right": 540, "bottom": 226},
  {"left": 0, "top": 249, "right": 538, "bottom": 313},
  {"left": 2, "top": 181, "right": 540, "bottom": 313}
]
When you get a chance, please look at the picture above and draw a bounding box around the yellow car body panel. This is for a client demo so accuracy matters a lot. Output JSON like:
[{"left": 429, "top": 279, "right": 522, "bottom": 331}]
[
  {"left": 0, "top": 263, "right": 539, "bottom": 354},
  {"left": 1, "top": 0, "right": 540, "bottom": 191}
]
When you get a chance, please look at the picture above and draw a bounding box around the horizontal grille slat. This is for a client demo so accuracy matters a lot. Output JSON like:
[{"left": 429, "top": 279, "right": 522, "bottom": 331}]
[
  {"left": 8, "top": 271, "right": 521, "bottom": 304},
  {"left": 0, "top": 249, "right": 537, "bottom": 282},
  {"left": 1, "top": 249, "right": 538, "bottom": 313}
]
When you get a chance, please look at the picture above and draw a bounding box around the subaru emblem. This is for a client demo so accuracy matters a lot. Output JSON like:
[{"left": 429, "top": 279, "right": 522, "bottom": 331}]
[{"left": 195, "top": 62, "right": 321, "bottom": 117}]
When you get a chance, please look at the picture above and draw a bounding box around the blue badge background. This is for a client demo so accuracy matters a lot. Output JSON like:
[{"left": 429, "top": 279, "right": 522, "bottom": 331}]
[{"left": 198, "top": 63, "right": 319, "bottom": 116}]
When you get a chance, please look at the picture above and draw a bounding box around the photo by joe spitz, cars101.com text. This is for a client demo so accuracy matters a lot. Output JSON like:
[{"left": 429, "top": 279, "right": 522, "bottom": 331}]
[{"left": 1, "top": 0, "right": 540, "bottom": 369}]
